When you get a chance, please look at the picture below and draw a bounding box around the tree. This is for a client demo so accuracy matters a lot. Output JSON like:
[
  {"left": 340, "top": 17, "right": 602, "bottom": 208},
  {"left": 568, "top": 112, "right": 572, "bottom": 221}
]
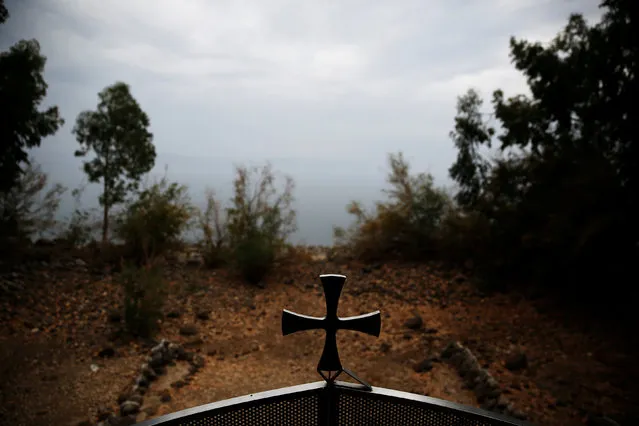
[
  {"left": 0, "top": 159, "right": 66, "bottom": 244},
  {"left": 73, "top": 82, "right": 156, "bottom": 243},
  {"left": 447, "top": 0, "right": 638, "bottom": 311},
  {"left": 448, "top": 89, "right": 493, "bottom": 210},
  {"left": 0, "top": 2, "right": 64, "bottom": 193}
]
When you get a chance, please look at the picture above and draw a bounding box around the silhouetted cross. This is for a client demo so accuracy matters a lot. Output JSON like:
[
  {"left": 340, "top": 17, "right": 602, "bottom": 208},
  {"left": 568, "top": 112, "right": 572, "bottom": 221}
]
[{"left": 282, "top": 274, "right": 381, "bottom": 384}]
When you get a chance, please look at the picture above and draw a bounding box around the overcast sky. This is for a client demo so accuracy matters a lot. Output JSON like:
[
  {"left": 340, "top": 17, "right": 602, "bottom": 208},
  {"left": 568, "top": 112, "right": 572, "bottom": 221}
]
[{"left": 1, "top": 0, "right": 602, "bottom": 245}]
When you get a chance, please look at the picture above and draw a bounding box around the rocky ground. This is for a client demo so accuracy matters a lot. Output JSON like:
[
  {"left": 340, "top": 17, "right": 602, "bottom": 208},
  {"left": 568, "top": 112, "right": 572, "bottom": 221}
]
[{"left": 0, "top": 252, "right": 638, "bottom": 426}]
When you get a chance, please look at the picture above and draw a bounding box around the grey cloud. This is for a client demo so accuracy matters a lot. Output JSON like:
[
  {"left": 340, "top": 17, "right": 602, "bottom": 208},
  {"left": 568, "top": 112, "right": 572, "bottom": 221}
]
[{"left": 2, "top": 0, "right": 602, "bottom": 245}]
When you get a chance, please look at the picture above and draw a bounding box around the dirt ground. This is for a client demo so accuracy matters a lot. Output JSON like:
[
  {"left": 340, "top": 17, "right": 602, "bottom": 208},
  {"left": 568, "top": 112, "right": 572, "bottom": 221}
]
[{"left": 1, "top": 258, "right": 637, "bottom": 426}]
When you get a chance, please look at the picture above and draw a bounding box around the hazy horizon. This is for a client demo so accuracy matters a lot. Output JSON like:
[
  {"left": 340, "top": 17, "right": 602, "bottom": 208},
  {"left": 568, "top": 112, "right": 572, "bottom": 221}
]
[{"left": 2, "top": 0, "right": 603, "bottom": 245}]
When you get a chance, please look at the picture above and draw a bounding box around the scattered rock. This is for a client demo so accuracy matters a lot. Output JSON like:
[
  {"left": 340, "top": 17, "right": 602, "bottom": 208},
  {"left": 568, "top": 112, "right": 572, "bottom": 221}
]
[
  {"left": 379, "top": 342, "right": 391, "bottom": 353},
  {"left": 171, "top": 380, "right": 186, "bottom": 389},
  {"left": 403, "top": 315, "right": 423, "bottom": 330},
  {"left": 166, "top": 311, "right": 181, "bottom": 318},
  {"left": 179, "top": 324, "right": 198, "bottom": 336},
  {"left": 413, "top": 358, "right": 434, "bottom": 373},
  {"left": 119, "top": 401, "right": 140, "bottom": 416},
  {"left": 128, "top": 394, "right": 143, "bottom": 405},
  {"left": 505, "top": 352, "right": 528, "bottom": 371},
  {"left": 195, "top": 310, "right": 210, "bottom": 320},
  {"left": 96, "top": 404, "right": 112, "bottom": 421},
  {"left": 183, "top": 336, "right": 204, "bottom": 348},
  {"left": 204, "top": 345, "right": 217, "bottom": 356},
  {"left": 107, "top": 310, "right": 122, "bottom": 323},
  {"left": 98, "top": 346, "right": 116, "bottom": 358},
  {"left": 160, "top": 389, "right": 172, "bottom": 403},
  {"left": 69, "top": 418, "right": 92, "bottom": 426}
]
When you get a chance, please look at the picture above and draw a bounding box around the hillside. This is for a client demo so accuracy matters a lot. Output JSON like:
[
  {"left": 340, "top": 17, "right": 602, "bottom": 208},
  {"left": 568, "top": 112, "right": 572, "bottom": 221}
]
[{"left": 1, "top": 252, "right": 637, "bottom": 426}]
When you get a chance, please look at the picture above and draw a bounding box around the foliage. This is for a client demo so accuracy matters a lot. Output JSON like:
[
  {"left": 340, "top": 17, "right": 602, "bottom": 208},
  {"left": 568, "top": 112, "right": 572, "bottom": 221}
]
[
  {"left": 226, "top": 164, "right": 297, "bottom": 284},
  {"left": 446, "top": 0, "right": 638, "bottom": 312},
  {"left": 57, "top": 184, "right": 100, "bottom": 248},
  {"left": 198, "top": 188, "right": 229, "bottom": 268},
  {"left": 0, "top": 160, "right": 66, "bottom": 245},
  {"left": 120, "top": 263, "right": 167, "bottom": 338},
  {"left": 115, "top": 173, "right": 194, "bottom": 265},
  {"left": 73, "top": 81, "right": 156, "bottom": 243},
  {"left": 334, "top": 152, "right": 452, "bottom": 261},
  {"left": 0, "top": 5, "right": 64, "bottom": 194}
]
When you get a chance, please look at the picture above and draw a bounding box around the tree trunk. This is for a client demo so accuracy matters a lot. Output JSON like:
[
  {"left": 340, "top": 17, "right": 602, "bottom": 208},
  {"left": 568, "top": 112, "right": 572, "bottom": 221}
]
[{"left": 102, "top": 178, "right": 109, "bottom": 244}]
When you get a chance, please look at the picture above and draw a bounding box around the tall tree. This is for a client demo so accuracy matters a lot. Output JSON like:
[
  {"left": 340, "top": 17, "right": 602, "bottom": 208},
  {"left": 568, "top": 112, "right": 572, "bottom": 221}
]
[
  {"left": 0, "top": 2, "right": 64, "bottom": 193},
  {"left": 448, "top": 0, "right": 638, "bottom": 306},
  {"left": 73, "top": 82, "right": 156, "bottom": 243}
]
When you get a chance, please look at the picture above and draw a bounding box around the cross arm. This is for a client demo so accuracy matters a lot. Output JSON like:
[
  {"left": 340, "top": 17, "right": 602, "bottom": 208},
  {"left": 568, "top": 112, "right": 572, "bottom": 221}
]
[
  {"left": 282, "top": 309, "right": 325, "bottom": 336},
  {"left": 338, "top": 311, "right": 381, "bottom": 337}
]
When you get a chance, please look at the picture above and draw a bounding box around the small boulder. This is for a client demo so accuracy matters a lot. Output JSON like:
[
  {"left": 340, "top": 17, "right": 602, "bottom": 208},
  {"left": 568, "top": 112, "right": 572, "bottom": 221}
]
[
  {"left": 98, "top": 346, "right": 116, "bottom": 358},
  {"left": 107, "top": 310, "right": 122, "bottom": 323},
  {"left": 403, "top": 315, "right": 423, "bottom": 330},
  {"left": 195, "top": 310, "right": 210, "bottom": 320},
  {"left": 413, "top": 358, "right": 433, "bottom": 373},
  {"left": 160, "top": 389, "right": 172, "bottom": 403},
  {"left": 505, "top": 352, "right": 528, "bottom": 371},
  {"left": 119, "top": 400, "right": 140, "bottom": 416},
  {"left": 179, "top": 324, "right": 198, "bottom": 336}
]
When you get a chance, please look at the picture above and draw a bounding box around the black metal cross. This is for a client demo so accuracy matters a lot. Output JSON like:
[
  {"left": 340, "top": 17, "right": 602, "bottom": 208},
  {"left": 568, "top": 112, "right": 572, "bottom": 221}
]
[{"left": 282, "top": 274, "right": 381, "bottom": 384}]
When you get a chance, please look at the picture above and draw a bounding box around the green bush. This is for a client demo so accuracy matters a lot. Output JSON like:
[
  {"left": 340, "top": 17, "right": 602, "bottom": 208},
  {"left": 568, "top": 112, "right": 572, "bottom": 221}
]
[
  {"left": 120, "top": 263, "right": 166, "bottom": 338},
  {"left": 232, "top": 232, "right": 275, "bottom": 284},
  {"left": 0, "top": 160, "right": 66, "bottom": 243},
  {"left": 115, "top": 174, "right": 194, "bottom": 265},
  {"left": 334, "top": 152, "right": 452, "bottom": 261},
  {"left": 198, "top": 188, "right": 229, "bottom": 269},
  {"left": 226, "top": 163, "right": 296, "bottom": 284},
  {"left": 57, "top": 185, "right": 99, "bottom": 248}
]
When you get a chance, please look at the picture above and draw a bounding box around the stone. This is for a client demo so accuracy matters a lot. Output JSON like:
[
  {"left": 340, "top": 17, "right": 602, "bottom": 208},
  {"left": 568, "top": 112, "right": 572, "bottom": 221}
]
[
  {"left": 98, "top": 346, "right": 116, "bottom": 358},
  {"left": 183, "top": 336, "right": 204, "bottom": 348},
  {"left": 108, "top": 310, "right": 122, "bottom": 323},
  {"left": 166, "top": 311, "right": 181, "bottom": 318},
  {"left": 136, "top": 375, "right": 149, "bottom": 388},
  {"left": 149, "top": 351, "right": 164, "bottom": 368},
  {"left": 171, "top": 380, "right": 186, "bottom": 389},
  {"left": 167, "top": 343, "right": 182, "bottom": 359},
  {"left": 128, "top": 393, "right": 143, "bottom": 405},
  {"left": 403, "top": 315, "right": 423, "bottom": 330},
  {"left": 505, "top": 352, "right": 528, "bottom": 371},
  {"left": 379, "top": 342, "right": 391, "bottom": 353},
  {"left": 120, "top": 401, "right": 140, "bottom": 416},
  {"left": 179, "top": 324, "right": 198, "bottom": 336},
  {"left": 141, "top": 364, "right": 157, "bottom": 381},
  {"left": 96, "top": 404, "right": 112, "bottom": 421},
  {"left": 441, "top": 341, "right": 461, "bottom": 358},
  {"left": 160, "top": 389, "right": 172, "bottom": 403},
  {"left": 195, "top": 310, "right": 210, "bottom": 320},
  {"left": 413, "top": 358, "right": 433, "bottom": 373}
]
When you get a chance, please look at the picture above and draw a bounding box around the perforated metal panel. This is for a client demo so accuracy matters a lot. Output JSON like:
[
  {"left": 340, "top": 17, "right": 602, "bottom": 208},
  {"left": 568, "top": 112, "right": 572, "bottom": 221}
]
[
  {"left": 176, "top": 395, "right": 319, "bottom": 425},
  {"left": 138, "top": 381, "right": 527, "bottom": 426},
  {"left": 337, "top": 391, "right": 507, "bottom": 426}
]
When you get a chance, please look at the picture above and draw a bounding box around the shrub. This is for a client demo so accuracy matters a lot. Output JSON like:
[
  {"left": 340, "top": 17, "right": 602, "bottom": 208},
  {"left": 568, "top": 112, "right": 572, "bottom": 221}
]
[
  {"left": 334, "top": 152, "right": 452, "bottom": 261},
  {"left": 226, "top": 163, "right": 296, "bottom": 284},
  {"left": 198, "top": 188, "right": 228, "bottom": 268},
  {"left": 120, "top": 263, "right": 166, "bottom": 338},
  {"left": 57, "top": 185, "right": 100, "bottom": 248},
  {"left": 115, "top": 173, "right": 194, "bottom": 265},
  {"left": 0, "top": 160, "right": 66, "bottom": 242}
]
